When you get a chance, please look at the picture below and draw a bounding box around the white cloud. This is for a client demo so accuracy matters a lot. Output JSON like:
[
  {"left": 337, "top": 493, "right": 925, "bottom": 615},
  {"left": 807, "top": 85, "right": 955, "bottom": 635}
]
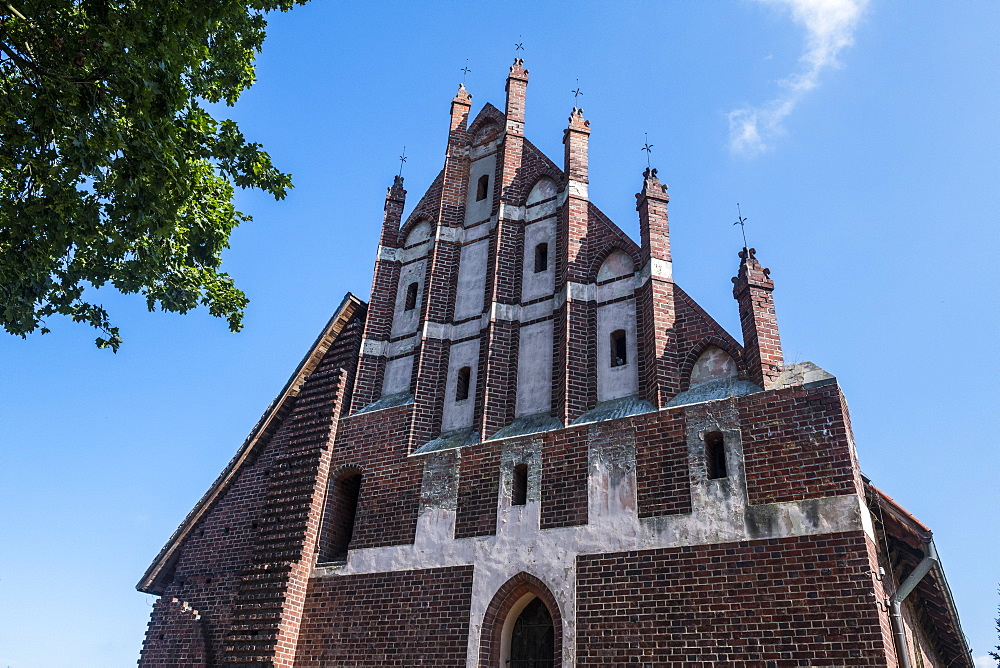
[
  {"left": 974, "top": 655, "right": 998, "bottom": 668},
  {"left": 728, "top": 0, "right": 868, "bottom": 156}
]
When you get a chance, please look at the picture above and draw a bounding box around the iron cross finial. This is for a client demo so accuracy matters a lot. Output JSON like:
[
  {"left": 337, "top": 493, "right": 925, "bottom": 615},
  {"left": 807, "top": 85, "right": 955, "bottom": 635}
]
[
  {"left": 642, "top": 133, "right": 654, "bottom": 170},
  {"left": 515, "top": 37, "right": 524, "bottom": 56},
  {"left": 571, "top": 79, "right": 583, "bottom": 104},
  {"left": 461, "top": 60, "right": 472, "bottom": 84},
  {"left": 734, "top": 203, "right": 749, "bottom": 248},
  {"left": 398, "top": 146, "right": 407, "bottom": 178}
]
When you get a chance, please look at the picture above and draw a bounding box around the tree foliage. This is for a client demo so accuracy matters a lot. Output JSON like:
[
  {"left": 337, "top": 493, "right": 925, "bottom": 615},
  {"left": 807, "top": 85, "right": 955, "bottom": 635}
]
[{"left": 0, "top": 0, "right": 307, "bottom": 350}]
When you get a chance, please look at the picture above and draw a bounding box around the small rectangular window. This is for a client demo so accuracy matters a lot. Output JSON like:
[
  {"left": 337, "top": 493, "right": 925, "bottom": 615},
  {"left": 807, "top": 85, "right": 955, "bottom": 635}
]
[
  {"left": 610, "top": 329, "right": 627, "bottom": 367},
  {"left": 512, "top": 463, "right": 528, "bottom": 506},
  {"left": 476, "top": 174, "right": 489, "bottom": 201},
  {"left": 534, "top": 243, "right": 548, "bottom": 273},
  {"left": 404, "top": 282, "right": 418, "bottom": 311},
  {"left": 705, "top": 431, "right": 728, "bottom": 479},
  {"left": 456, "top": 366, "right": 471, "bottom": 401}
]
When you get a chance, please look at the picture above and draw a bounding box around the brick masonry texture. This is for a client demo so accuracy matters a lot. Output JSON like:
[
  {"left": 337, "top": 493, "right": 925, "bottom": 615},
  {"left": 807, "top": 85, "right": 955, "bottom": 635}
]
[
  {"left": 138, "top": 62, "right": 969, "bottom": 668},
  {"left": 634, "top": 409, "right": 691, "bottom": 518},
  {"left": 736, "top": 383, "right": 862, "bottom": 506},
  {"left": 330, "top": 404, "right": 422, "bottom": 549},
  {"left": 576, "top": 531, "right": 891, "bottom": 666},
  {"left": 294, "top": 567, "right": 474, "bottom": 666}
]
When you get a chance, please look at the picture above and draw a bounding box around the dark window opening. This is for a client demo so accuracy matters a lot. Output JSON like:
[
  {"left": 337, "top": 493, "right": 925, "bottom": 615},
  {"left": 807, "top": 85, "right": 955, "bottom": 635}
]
[
  {"left": 705, "top": 431, "right": 728, "bottom": 479},
  {"left": 476, "top": 174, "right": 490, "bottom": 201},
  {"left": 322, "top": 473, "right": 362, "bottom": 562},
  {"left": 456, "top": 366, "right": 471, "bottom": 401},
  {"left": 610, "top": 329, "right": 627, "bottom": 367},
  {"left": 509, "top": 597, "right": 554, "bottom": 667},
  {"left": 534, "top": 243, "right": 548, "bottom": 273},
  {"left": 404, "top": 282, "right": 418, "bottom": 311},
  {"left": 512, "top": 463, "right": 528, "bottom": 506}
]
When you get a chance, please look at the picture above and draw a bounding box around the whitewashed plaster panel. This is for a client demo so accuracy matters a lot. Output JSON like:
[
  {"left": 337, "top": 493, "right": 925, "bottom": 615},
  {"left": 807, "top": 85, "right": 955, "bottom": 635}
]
[
  {"left": 690, "top": 346, "right": 738, "bottom": 386},
  {"left": 390, "top": 258, "right": 426, "bottom": 337},
  {"left": 515, "top": 320, "right": 554, "bottom": 417},
  {"left": 596, "top": 249, "right": 635, "bottom": 282},
  {"left": 596, "top": 298, "right": 638, "bottom": 401},
  {"left": 521, "top": 217, "right": 556, "bottom": 302},
  {"left": 465, "top": 153, "right": 497, "bottom": 226},
  {"left": 454, "top": 239, "right": 490, "bottom": 320},
  {"left": 381, "top": 355, "right": 414, "bottom": 396},
  {"left": 595, "top": 275, "right": 635, "bottom": 303},
  {"left": 441, "top": 339, "right": 480, "bottom": 432},
  {"left": 315, "top": 402, "right": 874, "bottom": 668}
]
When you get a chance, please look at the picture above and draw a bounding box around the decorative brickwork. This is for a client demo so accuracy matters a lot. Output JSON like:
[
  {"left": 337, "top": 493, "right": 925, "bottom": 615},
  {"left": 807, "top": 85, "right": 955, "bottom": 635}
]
[
  {"left": 478, "top": 572, "right": 563, "bottom": 668},
  {"left": 734, "top": 246, "right": 784, "bottom": 388},
  {"left": 295, "top": 567, "right": 474, "bottom": 666},
  {"left": 576, "top": 532, "right": 892, "bottom": 665},
  {"left": 138, "top": 60, "right": 969, "bottom": 668}
]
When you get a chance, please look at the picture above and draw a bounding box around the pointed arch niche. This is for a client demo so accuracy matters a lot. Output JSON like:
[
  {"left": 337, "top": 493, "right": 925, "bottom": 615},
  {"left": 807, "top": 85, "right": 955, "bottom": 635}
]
[{"left": 479, "top": 572, "right": 562, "bottom": 667}]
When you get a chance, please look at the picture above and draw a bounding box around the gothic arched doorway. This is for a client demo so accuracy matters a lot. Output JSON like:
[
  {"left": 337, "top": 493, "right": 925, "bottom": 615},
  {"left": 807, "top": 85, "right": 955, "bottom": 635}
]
[
  {"left": 508, "top": 597, "right": 554, "bottom": 667},
  {"left": 479, "top": 572, "right": 562, "bottom": 667}
]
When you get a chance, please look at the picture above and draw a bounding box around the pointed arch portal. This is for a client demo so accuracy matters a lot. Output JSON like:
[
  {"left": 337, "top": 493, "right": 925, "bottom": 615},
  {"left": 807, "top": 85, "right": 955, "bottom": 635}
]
[{"left": 479, "top": 572, "right": 562, "bottom": 667}]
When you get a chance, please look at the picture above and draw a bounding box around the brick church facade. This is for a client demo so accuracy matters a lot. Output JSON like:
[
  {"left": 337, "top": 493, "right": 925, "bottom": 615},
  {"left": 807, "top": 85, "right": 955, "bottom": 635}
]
[{"left": 137, "top": 60, "right": 970, "bottom": 666}]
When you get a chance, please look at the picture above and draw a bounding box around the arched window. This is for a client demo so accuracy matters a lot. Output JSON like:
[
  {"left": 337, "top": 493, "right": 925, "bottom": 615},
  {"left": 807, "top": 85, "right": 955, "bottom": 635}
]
[
  {"left": 322, "top": 472, "right": 362, "bottom": 562},
  {"left": 509, "top": 598, "right": 554, "bottom": 667},
  {"left": 534, "top": 243, "right": 548, "bottom": 273},
  {"left": 512, "top": 463, "right": 528, "bottom": 506},
  {"left": 705, "top": 431, "right": 727, "bottom": 479},
  {"left": 456, "top": 366, "right": 472, "bottom": 401},
  {"left": 404, "top": 282, "right": 418, "bottom": 311},
  {"left": 610, "top": 329, "right": 627, "bottom": 367},
  {"left": 476, "top": 174, "right": 490, "bottom": 201}
]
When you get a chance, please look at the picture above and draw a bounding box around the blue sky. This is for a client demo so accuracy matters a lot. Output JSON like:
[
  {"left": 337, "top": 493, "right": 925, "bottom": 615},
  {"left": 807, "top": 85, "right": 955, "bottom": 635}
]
[{"left": 2, "top": 2, "right": 997, "bottom": 665}]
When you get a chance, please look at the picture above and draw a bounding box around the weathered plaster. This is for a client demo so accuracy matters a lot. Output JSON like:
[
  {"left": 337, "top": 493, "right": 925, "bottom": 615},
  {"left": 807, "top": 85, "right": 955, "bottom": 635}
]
[
  {"left": 316, "top": 399, "right": 874, "bottom": 668},
  {"left": 596, "top": 298, "right": 639, "bottom": 401},
  {"left": 441, "top": 339, "right": 480, "bottom": 432},
  {"left": 515, "top": 320, "right": 554, "bottom": 416},
  {"left": 454, "top": 239, "right": 490, "bottom": 320},
  {"left": 381, "top": 355, "right": 414, "bottom": 396}
]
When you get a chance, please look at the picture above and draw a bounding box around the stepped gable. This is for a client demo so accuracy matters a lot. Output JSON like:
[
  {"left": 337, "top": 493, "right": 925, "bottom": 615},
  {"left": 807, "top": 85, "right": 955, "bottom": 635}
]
[{"left": 137, "top": 59, "right": 971, "bottom": 668}]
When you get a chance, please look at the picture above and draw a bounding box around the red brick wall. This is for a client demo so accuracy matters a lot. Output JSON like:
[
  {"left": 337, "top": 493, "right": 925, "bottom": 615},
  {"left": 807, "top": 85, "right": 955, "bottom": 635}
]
[
  {"left": 138, "top": 597, "right": 209, "bottom": 666},
  {"left": 634, "top": 409, "right": 692, "bottom": 518},
  {"left": 736, "top": 383, "right": 862, "bottom": 505},
  {"left": 540, "top": 426, "right": 589, "bottom": 529},
  {"left": 331, "top": 404, "right": 422, "bottom": 550},
  {"left": 576, "top": 531, "right": 891, "bottom": 666},
  {"left": 455, "top": 440, "right": 502, "bottom": 539},
  {"left": 294, "top": 567, "right": 474, "bottom": 666}
]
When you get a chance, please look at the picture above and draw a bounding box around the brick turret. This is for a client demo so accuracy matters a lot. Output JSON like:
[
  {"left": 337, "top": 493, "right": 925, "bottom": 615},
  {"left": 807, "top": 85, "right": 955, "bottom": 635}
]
[
  {"left": 477, "top": 60, "right": 529, "bottom": 439},
  {"left": 409, "top": 84, "right": 471, "bottom": 447},
  {"left": 554, "top": 107, "right": 596, "bottom": 424},
  {"left": 353, "top": 176, "right": 406, "bottom": 410},
  {"left": 732, "top": 247, "right": 783, "bottom": 387},
  {"left": 635, "top": 167, "right": 679, "bottom": 407}
]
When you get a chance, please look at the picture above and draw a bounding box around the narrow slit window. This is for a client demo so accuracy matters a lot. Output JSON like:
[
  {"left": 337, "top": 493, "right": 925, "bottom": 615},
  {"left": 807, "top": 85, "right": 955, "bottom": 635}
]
[
  {"left": 705, "top": 431, "right": 728, "bottom": 479},
  {"left": 610, "top": 329, "right": 627, "bottom": 367},
  {"left": 323, "top": 473, "right": 362, "bottom": 562},
  {"left": 456, "top": 366, "right": 471, "bottom": 401},
  {"left": 476, "top": 174, "right": 490, "bottom": 201},
  {"left": 404, "top": 282, "right": 418, "bottom": 311},
  {"left": 534, "top": 243, "right": 548, "bottom": 273},
  {"left": 512, "top": 463, "right": 528, "bottom": 506}
]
